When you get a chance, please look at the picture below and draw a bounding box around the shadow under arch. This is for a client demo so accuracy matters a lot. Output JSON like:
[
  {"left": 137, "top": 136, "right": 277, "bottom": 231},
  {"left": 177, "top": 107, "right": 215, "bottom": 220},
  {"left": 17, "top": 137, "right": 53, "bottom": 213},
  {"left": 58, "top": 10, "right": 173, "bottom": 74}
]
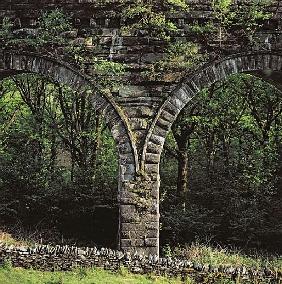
[
  {"left": 142, "top": 51, "right": 282, "bottom": 167},
  {"left": 0, "top": 51, "right": 139, "bottom": 179}
]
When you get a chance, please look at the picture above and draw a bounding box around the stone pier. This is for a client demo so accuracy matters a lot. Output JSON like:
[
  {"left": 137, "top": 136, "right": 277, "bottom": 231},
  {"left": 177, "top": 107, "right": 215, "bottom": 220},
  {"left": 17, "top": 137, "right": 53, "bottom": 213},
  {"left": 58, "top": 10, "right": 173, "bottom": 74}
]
[{"left": 0, "top": 0, "right": 282, "bottom": 255}]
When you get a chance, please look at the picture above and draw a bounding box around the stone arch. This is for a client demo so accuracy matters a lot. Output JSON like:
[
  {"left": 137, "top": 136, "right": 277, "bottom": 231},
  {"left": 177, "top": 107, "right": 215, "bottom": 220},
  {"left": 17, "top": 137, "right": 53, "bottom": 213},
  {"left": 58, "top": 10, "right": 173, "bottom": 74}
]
[
  {"left": 0, "top": 51, "right": 139, "bottom": 180},
  {"left": 142, "top": 51, "right": 282, "bottom": 168}
]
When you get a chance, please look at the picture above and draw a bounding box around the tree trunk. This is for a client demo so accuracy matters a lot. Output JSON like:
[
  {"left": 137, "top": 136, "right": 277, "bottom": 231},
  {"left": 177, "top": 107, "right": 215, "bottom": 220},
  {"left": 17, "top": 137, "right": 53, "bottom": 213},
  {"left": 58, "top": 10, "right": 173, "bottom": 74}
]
[
  {"left": 277, "top": 142, "right": 282, "bottom": 197},
  {"left": 177, "top": 149, "right": 189, "bottom": 195},
  {"left": 49, "top": 127, "right": 57, "bottom": 180}
]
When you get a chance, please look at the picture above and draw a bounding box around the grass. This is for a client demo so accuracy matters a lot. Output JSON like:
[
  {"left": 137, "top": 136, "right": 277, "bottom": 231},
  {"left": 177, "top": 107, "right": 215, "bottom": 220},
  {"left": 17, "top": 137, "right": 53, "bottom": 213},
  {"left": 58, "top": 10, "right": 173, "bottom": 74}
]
[
  {"left": 0, "top": 232, "right": 23, "bottom": 246},
  {"left": 0, "top": 266, "right": 194, "bottom": 284},
  {"left": 2, "top": 230, "right": 281, "bottom": 271},
  {"left": 1, "top": 232, "right": 281, "bottom": 283},
  {"left": 0, "top": 264, "right": 281, "bottom": 284},
  {"left": 0, "top": 231, "right": 34, "bottom": 247},
  {"left": 165, "top": 242, "right": 282, "bottom": 272}
]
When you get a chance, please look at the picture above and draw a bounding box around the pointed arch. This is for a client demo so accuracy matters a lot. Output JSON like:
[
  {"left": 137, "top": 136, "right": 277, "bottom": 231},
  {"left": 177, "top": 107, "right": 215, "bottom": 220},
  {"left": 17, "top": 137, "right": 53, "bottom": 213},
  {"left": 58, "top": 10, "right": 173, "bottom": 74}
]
[
  {"left": 0, "top": 51, "right": 139, "bottom": 180},
  {"left": 142, "top": 51, "right": 282, "bottom": 168}
]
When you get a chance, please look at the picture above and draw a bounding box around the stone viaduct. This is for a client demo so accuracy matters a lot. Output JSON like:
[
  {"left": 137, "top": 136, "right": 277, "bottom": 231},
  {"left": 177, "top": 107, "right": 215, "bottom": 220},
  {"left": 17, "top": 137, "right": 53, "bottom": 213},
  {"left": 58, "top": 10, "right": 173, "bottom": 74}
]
[{"left": 0, "top": 1, "right": 281, "bottom": 255}]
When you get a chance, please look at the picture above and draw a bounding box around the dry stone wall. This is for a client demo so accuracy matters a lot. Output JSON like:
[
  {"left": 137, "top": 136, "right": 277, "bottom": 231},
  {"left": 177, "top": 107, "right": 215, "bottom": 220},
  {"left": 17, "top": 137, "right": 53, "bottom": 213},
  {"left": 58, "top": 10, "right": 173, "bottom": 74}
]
[
  {"left": 0, "top": 1, "right": 282, "bottom": 255},
  {"left": 0, "top": 243, "right": 281, "bottom": 283}
]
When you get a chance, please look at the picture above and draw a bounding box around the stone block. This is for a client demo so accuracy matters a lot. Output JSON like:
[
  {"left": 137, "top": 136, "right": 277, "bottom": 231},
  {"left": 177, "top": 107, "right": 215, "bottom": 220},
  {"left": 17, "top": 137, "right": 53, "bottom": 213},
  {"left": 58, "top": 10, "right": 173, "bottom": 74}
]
[
  {"left": 145, "top": 164, "right": 159, "bottom": 175},
  {"left": 164, "top": 101, "right": 181, "bottom": 117},
  {"left": 120, "top": 212, "right": 141, "bottom": 223},
  {"left": 121, "top": 228, "right": 158, "bottom": 239},
  {"left": 122, "top": 163, "right": 136, "bottom": 176},
  {"left": 118, "top": 142, "right": 133, "bottom": 155},
  {"left": 111, "top": 122, "right": 128, "bottom": 143},
  {"left": 120, "top": 153, "right": 135, "bottom": 164},
  {"left": 120, "top": 239, "right": 145, "bottom": 247},
  {"left": 153, "top": 125, "right": 168, "bottom": 137},
  {"left": 122, "top": 174, "right": 135, "bottom": 181},
  {"left": 120, "top": 230, "right": 142, "bottom": 239},
  {"left": 156, "top": 117, "right": 171, "bottom": 131},
  {"left": 145, "top": 238, "right": 158, "bottom": 247},
  {"left": 205, "top": 65, "right": 217, "bottom": 84},
  {"left": 141, "top": 53, "right": 164, "bottom": 63},
  {"left": 100, "top": 28, "right": 118, "bottom": 36},
  {"left": 125, "top": 106, "right": 155, "bottom": 118},
  {"left": 121, "top": 221, "right": 159, "bottom": 232},
  {"left": 145, "top": 153, "right": 161, "bottom": 164},
  {"left": 129, "top": 118, "right": 148, "bottom": 130},
  {"left": 120, "top": 204, "right": 136, "bottom": 214},
  {"left": 122, "top": 36, "right": 149, "bottom": 46},
  {"left": 119, "top": 193, "right": 136, "bottom": 205},
  {"left": 160, "top": 109, "right": 175, "bottom": 123},
  {"left": 146, "top": 141, "right": 162, "bottom": 154},
  {"left": 149, "top": 134, "right": 165, "bottom": 146}
]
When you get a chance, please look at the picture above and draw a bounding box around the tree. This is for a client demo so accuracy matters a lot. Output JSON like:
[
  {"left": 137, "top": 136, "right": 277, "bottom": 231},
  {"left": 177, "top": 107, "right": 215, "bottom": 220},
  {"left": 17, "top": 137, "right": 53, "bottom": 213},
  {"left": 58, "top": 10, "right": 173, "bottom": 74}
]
[{"left": 160, "top": 74, "right": 282, "bottom": 249}]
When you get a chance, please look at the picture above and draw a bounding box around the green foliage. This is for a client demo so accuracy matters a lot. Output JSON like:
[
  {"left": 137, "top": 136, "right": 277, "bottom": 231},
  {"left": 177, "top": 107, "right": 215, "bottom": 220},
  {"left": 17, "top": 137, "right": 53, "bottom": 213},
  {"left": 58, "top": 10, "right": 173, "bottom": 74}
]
[
  {"left": 0, "top": 9, "right": 73, "bottom": 52},
  {"left": 93, "top": 58, "right": 126, "bottom": 91},
  {"left": 0, "top": 9, "right": 125, "bottom": 113},
  {"left": 0, "top": 17, "right": 13, "bottom": 40},
  {"left": 168, "top": 242, "right": 282, "bottom": 271},
  {"left": 0, "top": 248, "right": 281, "bottom": 283},
  {"left": 37, "top": 9, "right": 72, "bottom": 46},
  {"left": 121, "top": 0, "right": 188, "bottom": 40},
  {"left": 160, "top": 74, "right": 282, "bottom": 250},
  {"left": 0, "top": 2, "right": 280, "bottom": 256},
  {"left": 212, "top": 0, "right": 235, "bottom": 25},
  {"left": 235, "top": 0, "right": 271, "bottom": 36},
  {"left": 143, "top": 41, "right": 205, "bottom": 81},
  {"left": 188, "top": 21, "right": 216, "bottom": 35},
  {"left": 0, "top": 74, "right": 119, "bottom": 246},
  {"left": 188, "top": 0, "right": 271, "bottom": 43},
  {"left": 1, "top": 259, "right": 12, "bottom": 270},
  {"left": 160, "top": 41, "right": 202, "bottom": 69}
]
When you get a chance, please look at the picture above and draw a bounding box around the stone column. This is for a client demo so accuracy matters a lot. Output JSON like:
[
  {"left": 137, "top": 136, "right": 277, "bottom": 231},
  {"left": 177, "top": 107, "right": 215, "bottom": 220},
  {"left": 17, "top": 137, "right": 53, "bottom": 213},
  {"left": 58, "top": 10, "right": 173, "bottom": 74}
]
[{"left": 118, "top": 164, "right": 160, "bottom": 256}]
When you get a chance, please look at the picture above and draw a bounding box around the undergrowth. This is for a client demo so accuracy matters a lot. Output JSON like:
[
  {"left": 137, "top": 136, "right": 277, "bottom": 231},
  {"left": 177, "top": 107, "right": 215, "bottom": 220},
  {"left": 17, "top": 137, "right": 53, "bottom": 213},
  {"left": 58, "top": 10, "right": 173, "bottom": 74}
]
[
  {"left": 163, "top": 242, "right": 282, "bottom": 272},
  {"left": 1, "top": 232, "right": 281, "bottom": 283}
]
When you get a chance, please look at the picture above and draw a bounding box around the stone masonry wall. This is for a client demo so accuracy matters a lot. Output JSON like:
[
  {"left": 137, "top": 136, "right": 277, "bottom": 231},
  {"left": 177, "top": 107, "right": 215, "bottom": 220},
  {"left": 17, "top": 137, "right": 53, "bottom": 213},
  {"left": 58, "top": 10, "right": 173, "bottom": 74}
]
[
  {"left": 0, "top": 1, "right": 281, "bottom": 155},
  {"left": 0, "top": 1, "right": 282, "bottom": 256},
  {"left": 0, "top": 243, "right": 281, "bottom": 282}
]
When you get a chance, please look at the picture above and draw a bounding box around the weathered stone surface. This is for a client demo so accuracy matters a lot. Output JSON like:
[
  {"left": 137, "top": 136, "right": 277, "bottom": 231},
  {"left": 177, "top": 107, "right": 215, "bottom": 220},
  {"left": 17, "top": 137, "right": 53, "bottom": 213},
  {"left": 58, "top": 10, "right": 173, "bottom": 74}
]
[
  {"left": 144, "top": 238, "right": 158, "bottom": 247},
  {"left": 120, "top": 239, "right": 145, "bottom": 247},
  {"left": 121, "top": 228, "right": 158, "bottom": 239},
  {"left": 0, "top": 1, "right": 281, "bottom": 257},
  {"left": 145, "top": 153, "right": 160, "bottom": 164},
  {"left": 146, "top": 141, "right": 162, "bottom": 154},
  {"left": 0, "top": 242, "right": 280, "bottom": 282}
]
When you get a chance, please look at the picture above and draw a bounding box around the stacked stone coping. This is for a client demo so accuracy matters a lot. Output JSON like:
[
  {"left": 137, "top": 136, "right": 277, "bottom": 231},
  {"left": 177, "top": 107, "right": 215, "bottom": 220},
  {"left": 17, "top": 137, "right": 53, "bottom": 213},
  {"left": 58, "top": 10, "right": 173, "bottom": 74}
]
[{"left": 0, "top": 242, "right": 281, "bottom": 282}]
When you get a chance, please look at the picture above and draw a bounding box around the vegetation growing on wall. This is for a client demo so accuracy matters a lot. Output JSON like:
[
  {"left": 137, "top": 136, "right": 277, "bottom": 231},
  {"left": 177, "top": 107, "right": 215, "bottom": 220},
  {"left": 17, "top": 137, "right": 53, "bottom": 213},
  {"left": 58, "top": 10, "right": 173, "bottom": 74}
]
[
  {"left": 0, "top": 2, "right": 280, "bottom": 254},
  {"left": 190, "top": 0, "right": 271, "bottom": 42},
  {"left": 121, "top": 0, "right": 188, "bottom": 40},
  {"left": 0, "top": 1, "right": 272, "bottom": 83}
]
